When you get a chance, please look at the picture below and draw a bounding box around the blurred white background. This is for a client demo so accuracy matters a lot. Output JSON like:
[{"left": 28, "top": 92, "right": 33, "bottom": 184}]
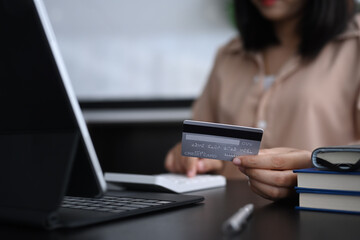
[{"left": 43, "top": 0, "right": 236, "bottom": 101}]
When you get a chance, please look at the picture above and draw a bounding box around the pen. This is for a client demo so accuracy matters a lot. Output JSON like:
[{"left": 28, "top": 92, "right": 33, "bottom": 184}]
[{"left": 222, "top": 203, "right": 254, "bottom": 234}]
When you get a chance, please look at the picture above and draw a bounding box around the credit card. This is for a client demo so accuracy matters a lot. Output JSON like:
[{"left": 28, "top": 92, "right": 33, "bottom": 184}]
[{"left": 181, "top": 120, "right": 263, "bottom": 161}]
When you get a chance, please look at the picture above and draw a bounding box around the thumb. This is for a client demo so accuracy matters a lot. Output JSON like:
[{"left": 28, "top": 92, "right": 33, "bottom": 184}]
[{"left": 196, "top": 159, "right": 223, "bottom": 173}]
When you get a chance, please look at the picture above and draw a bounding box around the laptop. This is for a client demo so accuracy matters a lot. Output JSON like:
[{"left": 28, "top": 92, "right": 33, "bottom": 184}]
[{"left": 0, "top": 0, "right": 203, "bottom": 230}]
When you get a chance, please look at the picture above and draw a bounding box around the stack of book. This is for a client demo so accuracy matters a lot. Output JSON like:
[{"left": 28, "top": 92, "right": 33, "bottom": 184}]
[{"left": 294, "top": 146, "right": 360, "bottom": 214}]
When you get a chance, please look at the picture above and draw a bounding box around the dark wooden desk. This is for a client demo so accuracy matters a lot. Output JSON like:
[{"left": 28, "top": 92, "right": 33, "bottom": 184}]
[{"left": 1, "top": 180, "right": 360, "bottom": 240}]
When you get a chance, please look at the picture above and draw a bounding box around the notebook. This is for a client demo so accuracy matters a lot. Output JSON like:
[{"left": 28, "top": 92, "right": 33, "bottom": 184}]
[{"left": 0, "top": 0, "right": 203, "bottom": 230}]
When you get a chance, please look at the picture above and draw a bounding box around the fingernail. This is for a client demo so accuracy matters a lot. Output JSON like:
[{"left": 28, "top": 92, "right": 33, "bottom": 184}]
[
  {"left": 197, "top": 161, "right": 205, "bottom": 171},
  {"left": 233, "top": 158, "right": 241, "bottom": 165}
]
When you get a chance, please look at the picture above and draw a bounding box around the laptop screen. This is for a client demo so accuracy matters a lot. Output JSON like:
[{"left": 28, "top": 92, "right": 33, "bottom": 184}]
[
  {"left": 0, "top": 1, "right": 76, "bottom": 133},
  {"left": 0, "top": 0, "right": 106, "bottom": 211}
]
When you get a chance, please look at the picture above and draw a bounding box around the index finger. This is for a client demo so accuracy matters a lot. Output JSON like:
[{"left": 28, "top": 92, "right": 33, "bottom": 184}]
[
  {"left": 238, "top": 149, "right": 311, "bottom": 170},
  {"left": 185, "top": 157, "right": 199, "bottom": 177}
]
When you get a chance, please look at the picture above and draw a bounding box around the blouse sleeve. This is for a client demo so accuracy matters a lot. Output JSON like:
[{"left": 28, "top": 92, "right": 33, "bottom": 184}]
[
  {"left": 191, "top": 46, "right": 225, "bottom": 122},
  {"left": 190, "top": 42, "right": 247, "bottom": 179}
]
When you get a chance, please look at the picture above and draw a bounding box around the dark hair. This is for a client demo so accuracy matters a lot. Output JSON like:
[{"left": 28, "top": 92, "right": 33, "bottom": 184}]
[{"left": 234, "top": 0, "right": 356, "bottom": 59}]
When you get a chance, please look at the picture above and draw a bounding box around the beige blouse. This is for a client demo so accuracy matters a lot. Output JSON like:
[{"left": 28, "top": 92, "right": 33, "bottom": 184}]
[{"left": 192, "top": 15, "right": 360, "bottom": 179}]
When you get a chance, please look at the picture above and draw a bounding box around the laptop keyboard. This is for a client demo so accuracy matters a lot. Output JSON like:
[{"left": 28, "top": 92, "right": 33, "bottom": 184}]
[{"left": 62, "top": 195, "right": 175, "bottom": 214}]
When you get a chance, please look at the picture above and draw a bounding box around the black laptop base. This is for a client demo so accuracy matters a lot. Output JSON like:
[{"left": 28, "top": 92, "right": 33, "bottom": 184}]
[{"left": 57, "top": 191, "right": 204, "bottom": 229}]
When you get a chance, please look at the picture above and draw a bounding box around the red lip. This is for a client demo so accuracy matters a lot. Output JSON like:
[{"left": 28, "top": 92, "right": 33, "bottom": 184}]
[{"left": 261, "top": 0, "right": 276, "bottom": 7}]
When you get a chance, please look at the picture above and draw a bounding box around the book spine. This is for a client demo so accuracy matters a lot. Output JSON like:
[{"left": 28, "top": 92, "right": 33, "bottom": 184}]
[
  {"left": 295, "top": 206, "right": 360, "bottom": 215},
  {"left": 295, "top": 187, "right": 360, "bottom": 196}
]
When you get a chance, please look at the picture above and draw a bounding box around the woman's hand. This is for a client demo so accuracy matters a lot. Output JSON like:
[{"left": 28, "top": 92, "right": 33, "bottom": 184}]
[
  {"left": 165, "top": 142, "right": 223, "bottom": 177},
  {"left": 232, "top": 148, "right": 312, "bottom": 200}
]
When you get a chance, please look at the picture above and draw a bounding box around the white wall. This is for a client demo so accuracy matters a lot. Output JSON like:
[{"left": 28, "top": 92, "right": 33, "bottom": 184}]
[{"left": 43, "top": 0, "right": 236, "bottom": 101}]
